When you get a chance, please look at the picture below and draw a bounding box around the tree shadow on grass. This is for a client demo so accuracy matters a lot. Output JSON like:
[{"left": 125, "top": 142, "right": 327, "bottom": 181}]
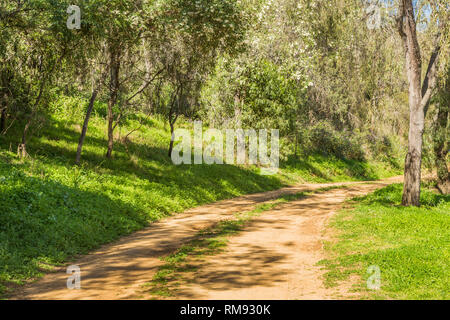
[
  {"left": 283, "top": 154, "right": 382, "bottom": 181},
  {"left": 352, "top": 184, "right": 450, "bottom": 208},
  {"left": 0, "top": 120, "right": 287, "bottom": 297},
  {"left": 28, "top": 140, "right": 283, "bottom": 208},
  {"left": 6, "top": 120, "right": 284, "bottom": 207},
  {"left": 0, "top": 169, "right": 151, "bottom": 298}
]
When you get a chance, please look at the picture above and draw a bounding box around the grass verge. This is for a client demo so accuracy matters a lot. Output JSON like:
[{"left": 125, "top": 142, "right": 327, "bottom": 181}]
[{"left": 319, "top": 183, "right": 449, "bottom": 300}]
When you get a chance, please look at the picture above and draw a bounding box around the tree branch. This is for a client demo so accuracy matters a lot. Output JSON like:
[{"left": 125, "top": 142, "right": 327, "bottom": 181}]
[
  {"left": 422, "top": 8, "right": 447, "bottom": 116},
  {"left": 124, "top": 68, "right": 164, "bottom": 105},
  {"left": 422, "top": 39, "right": 441, "bottom": 116}
]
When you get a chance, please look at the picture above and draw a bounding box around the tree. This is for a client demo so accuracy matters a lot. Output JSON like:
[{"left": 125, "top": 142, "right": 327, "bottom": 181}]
[
  {"left": 4, "top": 0, "right": 78, "bottom": 158},
  {"left": 69, "top": 0, "right": 153, "bottom": 160},
  {"left": 0, "top": 0, "right": 33, "bottom": 136},
  {"left": 396, "top": 0, "right": 446, "bottom": 206},
  {"left": 150, "top": 0, "right": 247, "bottom": 157}
]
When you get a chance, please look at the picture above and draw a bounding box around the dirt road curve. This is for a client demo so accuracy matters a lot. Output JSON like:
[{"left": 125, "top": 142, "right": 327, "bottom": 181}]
[{"left": 14, "top": 177, "right": 402, "bottom": 300}]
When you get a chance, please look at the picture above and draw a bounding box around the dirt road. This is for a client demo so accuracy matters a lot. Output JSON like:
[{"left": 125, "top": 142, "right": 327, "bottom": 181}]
[{"left": 14, "top": 177, "right": 401, "bottom": 300}]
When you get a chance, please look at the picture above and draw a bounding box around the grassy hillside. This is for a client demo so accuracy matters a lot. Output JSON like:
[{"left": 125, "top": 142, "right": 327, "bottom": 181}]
[
  {"left": 321, "top": 184, "right": 450, "bottom": 300},
  {"left": 0, "top": 98, "right": 400, "bottom": 297}
]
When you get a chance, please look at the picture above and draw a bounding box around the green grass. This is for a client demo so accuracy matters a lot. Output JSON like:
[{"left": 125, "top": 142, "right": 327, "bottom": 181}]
[
  {"left": 0, "top": 95, "right": 400, "bottom": 297},
  {"left": 320, "top": 184, "right": 450, "bottom": 300},
  {"left": 282, "top": 154, "right": 401, "bottom": 183},
  {"left": 0, "top": 120, "right": 282, "bottom": 297}
]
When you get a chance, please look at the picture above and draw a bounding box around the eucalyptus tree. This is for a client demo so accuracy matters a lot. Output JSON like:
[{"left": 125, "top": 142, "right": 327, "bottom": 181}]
[
  {"left": 396, "top": 0, "right": 449, "bottom": 206},
  {"left": 75, "top": 0, "right": 247, "bottom": 161},
  {"left": 71, "top": 0, "right": 136, "bottom": 163},
  {"left": 148, "top": 0, "right": 248, "bottom": 157},
  {"left": 67, "top": 0, "right": 158, "bottom": 161},
  {"left": 0, "top": 0, "right": 85, "bottom": 157},
  {"left": 199, "top": 0, "right": 407, "bottom": 160},
  {"left": 0, "top": 0, "right": 34, "bottom": 134},
  {"left": 418, "top": 0, "right": 450, "bottom": 195},
  {"left": 94, "top": 0, "right": 148, "bottom": 159}
]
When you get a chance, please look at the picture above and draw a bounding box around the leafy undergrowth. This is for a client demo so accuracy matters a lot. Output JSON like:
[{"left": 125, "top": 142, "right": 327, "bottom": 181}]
[
  {"left": 0, "top": 99, "right": 399, "bottom": 297},
  {"left": 320, "top": 184, "right": 450, "bottom": 300}
]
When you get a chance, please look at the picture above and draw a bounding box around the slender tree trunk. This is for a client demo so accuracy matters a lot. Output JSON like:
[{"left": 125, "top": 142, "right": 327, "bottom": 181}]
[
  {"left": 106, "top": 106, "right": 114, "bottom": 158},
  {"left": 106, "top": 47, "right": 121, "bottom": 159},
  {"left": 168, "top": 122, "right": 175, "bottom": 158},
  {"left": 167, "top": 85, "right": 181, "bottom": 158},
  {"left": 18, "top": 118, "right": 32, "bottom": 158},
  {"left": 168, "top": 113, "right": 180, "bottom": 158},
  {"left": 168, "top": 104, "right": 178, "bottom": 158},
  {"left": 294, "top": 126, "right": 299, "bottom": 157},
  {"left": 76, "top": 88, "right": 99, "bottom": 165},
  {"left": 18, "top": 82, "right": 45, "bottom": 159}
]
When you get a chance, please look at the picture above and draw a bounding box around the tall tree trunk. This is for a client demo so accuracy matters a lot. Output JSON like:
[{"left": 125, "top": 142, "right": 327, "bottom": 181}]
[
  {"left": 106, "top": 47, "right": 121, "bottom": 159},
  {"left": 402, "top": 107, "right": 424, "bottom": 206},
  {"left": 168, "top": 113, "right": 179, "bottom": 158},
  {"left": 168, "top": 122, "right": 175, "bottom": 158},
  {"left": 76, "top": 88, "right": 99, "bottom": 165},
  {"left": 397, "top": 0, "right": 442, "bottom": 206}
]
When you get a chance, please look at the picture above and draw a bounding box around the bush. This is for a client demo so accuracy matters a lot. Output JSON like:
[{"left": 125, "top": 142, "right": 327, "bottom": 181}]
[{"left": 300, "top": 121, "right": 365, "bottom": 161}]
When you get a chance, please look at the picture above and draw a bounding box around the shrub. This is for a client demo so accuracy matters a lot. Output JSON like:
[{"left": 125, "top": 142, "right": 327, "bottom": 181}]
[{"left": 301, "top": 121, "right": 365, "bottom": 161}]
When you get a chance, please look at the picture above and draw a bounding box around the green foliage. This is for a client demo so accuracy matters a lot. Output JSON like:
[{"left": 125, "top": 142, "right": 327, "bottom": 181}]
[
  {"left": 202, "top": 57, "right": 305, "bottom": 133},
  {"left": 321, "top": 184, "right": 450, "bottom": 300},
  {"left": 239, "top": 59, "right": 304, "bottom": 133},
  {"left": 0, "top": 0, "right": 417, "bottom": 299},
  {"left": 0, "top": 0, "right": 89, "bottom": 138},
  {"left": 300, "top": 121, "right": 365, "bottom": 161},
  {"left": 198, "top": 0, "right": 407, "bottom": 163},
  {"left": 154, "top": 0, "right": 247, "bottom": 55}
]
